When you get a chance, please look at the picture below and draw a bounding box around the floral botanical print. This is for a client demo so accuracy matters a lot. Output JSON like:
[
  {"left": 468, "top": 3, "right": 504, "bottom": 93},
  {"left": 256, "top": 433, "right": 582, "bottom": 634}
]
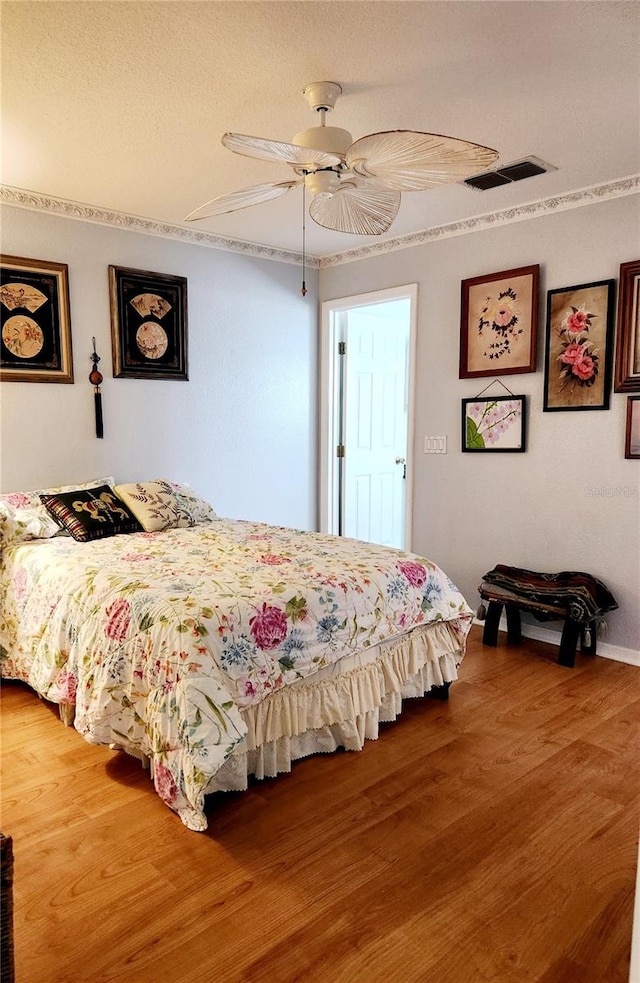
[
  {"left": 556, "top": 304, "right": 600, "bottom": 389},
  {"left": 477, "top": 286, "right": 522, "bottom": 362},
  {"left": 464, "top": 396, "right": 524, "bottom": 450},
  {"left": 544, "top": 280, "right": 615, "bottom": 411},
  {"left": 0, "top": 519, "right": 472, "bottom": 830}
]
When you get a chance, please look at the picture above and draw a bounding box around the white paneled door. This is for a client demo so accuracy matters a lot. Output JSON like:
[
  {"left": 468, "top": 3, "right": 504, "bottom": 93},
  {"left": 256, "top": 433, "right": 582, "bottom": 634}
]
[{"left": 321, "top": 286, "right": 417, "bottom": 550}]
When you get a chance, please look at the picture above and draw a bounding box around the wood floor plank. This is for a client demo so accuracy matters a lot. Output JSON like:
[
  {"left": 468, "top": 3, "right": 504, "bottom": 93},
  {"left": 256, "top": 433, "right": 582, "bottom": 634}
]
[{"left": 1, "top": 626, "right": 638, "bottom": 982}]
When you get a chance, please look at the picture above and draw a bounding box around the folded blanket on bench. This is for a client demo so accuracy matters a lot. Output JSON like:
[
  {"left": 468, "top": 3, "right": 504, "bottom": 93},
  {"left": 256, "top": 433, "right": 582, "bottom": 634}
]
[{"left": 481, "top": 565, "right": 618, "bottom": 624}]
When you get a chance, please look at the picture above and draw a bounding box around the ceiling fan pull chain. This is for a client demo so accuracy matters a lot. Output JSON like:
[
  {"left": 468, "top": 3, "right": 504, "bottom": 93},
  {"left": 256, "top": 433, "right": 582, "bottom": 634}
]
[{"left": 301, "top": 178, "right": 307, "bottom": 297}]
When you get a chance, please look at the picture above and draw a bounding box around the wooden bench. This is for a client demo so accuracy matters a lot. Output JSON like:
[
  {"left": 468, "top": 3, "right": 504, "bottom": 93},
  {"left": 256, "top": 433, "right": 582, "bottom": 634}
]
[{"left": 478, "top": 583, "right": 598, "bottom": 668}]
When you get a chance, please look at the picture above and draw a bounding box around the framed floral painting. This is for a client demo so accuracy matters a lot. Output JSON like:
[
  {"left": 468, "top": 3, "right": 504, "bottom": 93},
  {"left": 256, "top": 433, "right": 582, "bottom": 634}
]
[
  {"left": 459, "top": 265, "right": 539, "bottom": 378},
  {"left": 0, "top": 254, "right": 73, "bottom": 383},
  {"left": 614, "top": 259, "right": 640, "bottom": 392},
  {"left": 543, "top": 279, "right": 615, "bottom": 411},
  {"left": 461, "top": 395, "right": 526, "bottom": 452},
  {"left": 109, "top": 265, "right": 188, "bottom": 380}
]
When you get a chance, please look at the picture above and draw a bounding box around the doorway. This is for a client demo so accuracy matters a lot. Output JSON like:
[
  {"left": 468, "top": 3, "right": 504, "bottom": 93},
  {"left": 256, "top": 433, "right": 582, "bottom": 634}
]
[{"left": 320, "top": 284, "right": 417, "bottom": 549}]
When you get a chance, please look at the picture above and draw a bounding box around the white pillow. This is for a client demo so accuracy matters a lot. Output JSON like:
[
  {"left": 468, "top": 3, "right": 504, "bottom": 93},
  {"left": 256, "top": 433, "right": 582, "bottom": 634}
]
[
  {"left": 0, "top": 501, "right": 53, "bottom": 546},
  {"left": 0, "top": 477, "right": 115, "bottom": 540}
]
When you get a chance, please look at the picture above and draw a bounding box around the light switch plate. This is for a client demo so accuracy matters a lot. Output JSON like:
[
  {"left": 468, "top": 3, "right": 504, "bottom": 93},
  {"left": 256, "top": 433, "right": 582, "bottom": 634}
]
[{"left": 424, "top": 435, "right": 447, "bottom": 454}]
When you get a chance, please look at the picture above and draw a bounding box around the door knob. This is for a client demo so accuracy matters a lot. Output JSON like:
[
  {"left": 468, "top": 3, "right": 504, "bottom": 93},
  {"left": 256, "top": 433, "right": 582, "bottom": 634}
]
[{"left": 395, "top": 456, "right": 406, "bottom": 464}]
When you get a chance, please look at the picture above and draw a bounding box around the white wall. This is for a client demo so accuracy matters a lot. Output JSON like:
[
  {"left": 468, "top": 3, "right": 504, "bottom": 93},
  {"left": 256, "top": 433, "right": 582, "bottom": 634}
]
[
  {"left": 0, "top": 205, "right": 318, "bottom": 529},
  {"left": 320, "top": 195, "right": 640, "bottom": 653},
  {"left": 2, "top": 198, "right": 638, "bottom": 652}
]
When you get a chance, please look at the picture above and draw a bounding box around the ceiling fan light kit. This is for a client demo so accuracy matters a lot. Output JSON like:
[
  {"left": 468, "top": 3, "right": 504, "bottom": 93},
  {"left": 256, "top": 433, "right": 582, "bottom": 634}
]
[{"left": 185, "top": 81, "right": 500, "bottom": 238}]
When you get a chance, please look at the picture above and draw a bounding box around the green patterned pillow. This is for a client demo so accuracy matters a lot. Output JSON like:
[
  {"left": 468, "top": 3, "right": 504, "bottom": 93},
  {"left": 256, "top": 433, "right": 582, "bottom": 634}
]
[
  {"left": 167, "top": 481, "right": 217, "bottom": 524},
  {"left": 40, "top": 486, "right": 142, "bottom": 542},
  {"left": 113, "top": 479, "right": 192, "bottom": 532}
]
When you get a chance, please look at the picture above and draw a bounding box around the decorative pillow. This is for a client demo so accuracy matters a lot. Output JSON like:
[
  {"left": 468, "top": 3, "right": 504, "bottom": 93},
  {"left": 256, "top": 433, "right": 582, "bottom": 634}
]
[
  {"left": 39, "top": 485, "right": 142, "bottom": 542},
  {"left": 167, "top": 481, "right": 217, "bottom": 525},
  {"left": 0, "top": 477, "right": 116, "bottom": 540},
  {"left": 0, "top": 501, "right": 51, "bottom": 547},
  {"left": 0, "top": 500, "right": 59, "bottom": 541},
  {"left": 113, "top": 479, "right": 192, "bottom": 532},
  {"left": 113, "top": 479, "right": 217, "bottom": 532}
]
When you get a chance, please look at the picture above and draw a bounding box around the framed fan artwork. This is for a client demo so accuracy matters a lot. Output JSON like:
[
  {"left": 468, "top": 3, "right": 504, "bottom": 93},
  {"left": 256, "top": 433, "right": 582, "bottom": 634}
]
[
  {"left": 0, "top": 255, "right": 73, "bottom": 383},
  {"left": 459, "top": 265, "right": 539, "bottom": 379},
  {"left": 109, "top": 266, "right": 188, "bottom": 380}
]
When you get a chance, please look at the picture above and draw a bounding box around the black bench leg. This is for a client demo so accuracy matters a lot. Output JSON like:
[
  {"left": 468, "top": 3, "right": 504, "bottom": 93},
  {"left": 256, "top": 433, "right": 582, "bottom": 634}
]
[
  {"left": 429, "top": 682, "right": 451, "bottom": 701},
  {"left": 559, "top": 619, "right": 581, "bottom": 667},
  {"left": 581, "top": 621, "right": 597, "bottom": 656},
  {"left": 483, "top": 601, "right": 503, "bottom": 646},
  {"left": 505, "top": 605, "right": 522, "bottom": 644}
]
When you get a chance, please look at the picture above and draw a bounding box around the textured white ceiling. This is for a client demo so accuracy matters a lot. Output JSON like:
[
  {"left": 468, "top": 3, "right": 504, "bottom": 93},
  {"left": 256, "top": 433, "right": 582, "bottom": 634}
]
[{"left": 2, "top": 1, "right": 639, "bottom": 259}]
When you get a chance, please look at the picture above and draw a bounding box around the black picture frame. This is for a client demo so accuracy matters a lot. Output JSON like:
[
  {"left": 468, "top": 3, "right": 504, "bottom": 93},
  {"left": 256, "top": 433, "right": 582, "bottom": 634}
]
[
  {"left": 461, "top": 394, "right": 527, "bottom": 452},
  {"left": 109, "top": 265, "right": 188, "bottom": 380},
  {"left": 543, "top": 279, "right": 615, "bottom": 411},
  {"left": 0, "top": 255, "right": 73, "bottom": 383}
]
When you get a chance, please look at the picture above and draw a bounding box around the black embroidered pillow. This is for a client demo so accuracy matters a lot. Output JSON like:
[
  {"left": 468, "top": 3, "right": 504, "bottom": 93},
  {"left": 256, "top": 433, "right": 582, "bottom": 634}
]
[{"left": 40, "top": 485, "right": 142, "bottom": 542}]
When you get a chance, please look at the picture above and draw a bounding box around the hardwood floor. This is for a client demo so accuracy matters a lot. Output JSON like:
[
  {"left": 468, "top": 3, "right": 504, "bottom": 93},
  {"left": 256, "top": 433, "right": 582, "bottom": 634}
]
[{"left": 1, "top": 626, "right": 638, "bottom": 983}]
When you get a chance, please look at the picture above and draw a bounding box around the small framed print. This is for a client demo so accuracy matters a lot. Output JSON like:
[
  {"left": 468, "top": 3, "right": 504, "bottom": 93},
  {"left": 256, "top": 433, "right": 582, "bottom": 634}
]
[
  {"left": 462, "top": 395, "right": 526, "bottom": 452},
  {"left": 459, "top": 265, "right": 539, "bottom": 378},
  {"left": 543, "top": 279, "right": 615, "bottom": 411},
  {"left": 0, "top": 255, "right": 73, "bottom": 383},
  {"left": 625, "top": 396, "right": 640, "bottom": 459},
  {"left": 109, "top": 265, "right": 188, "bottom": 380}
]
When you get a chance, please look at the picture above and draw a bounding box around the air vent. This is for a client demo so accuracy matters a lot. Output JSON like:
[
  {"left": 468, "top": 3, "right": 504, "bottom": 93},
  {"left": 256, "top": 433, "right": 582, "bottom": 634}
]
[
  {"left": 465, "top": 171, "right": 512, "bottom": 191},
  {"left": 463, "top": 156, "right": 556, "bottom": 191},
  {"left": 498, "top": 159, "right": 547, "bottom": 181}
]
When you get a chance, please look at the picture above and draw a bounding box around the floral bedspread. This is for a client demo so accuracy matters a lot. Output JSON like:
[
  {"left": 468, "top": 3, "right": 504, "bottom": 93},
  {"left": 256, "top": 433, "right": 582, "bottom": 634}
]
[{"left": 0, "top": 519, "right": 472, "bottom": 830}]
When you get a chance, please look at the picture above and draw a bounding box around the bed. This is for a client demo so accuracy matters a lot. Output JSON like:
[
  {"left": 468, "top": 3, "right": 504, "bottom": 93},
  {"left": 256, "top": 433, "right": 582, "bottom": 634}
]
[{"left": 0, "top": 478, "right": 473, "bottom": 831}]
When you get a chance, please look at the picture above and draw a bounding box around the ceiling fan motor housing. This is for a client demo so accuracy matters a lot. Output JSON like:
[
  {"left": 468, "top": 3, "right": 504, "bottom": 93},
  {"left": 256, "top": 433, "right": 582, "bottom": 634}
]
[
  {"left": 302, "top": 81, "right": 342, "bottom": 113},
  {"left": 294, "top": 81, "right": 352, "bottom": 163},
  {"left": 292, "top": 125, "right": 353, "bottom": 159},
  {"left": 304, "top": 170, "right": 342, "bottom": 196}
]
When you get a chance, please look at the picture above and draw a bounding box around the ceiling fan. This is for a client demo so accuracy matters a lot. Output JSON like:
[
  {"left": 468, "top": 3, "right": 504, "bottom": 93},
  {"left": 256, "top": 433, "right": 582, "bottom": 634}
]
[{"left": 184, "top": 81, "right": 500, "bottom": 237}]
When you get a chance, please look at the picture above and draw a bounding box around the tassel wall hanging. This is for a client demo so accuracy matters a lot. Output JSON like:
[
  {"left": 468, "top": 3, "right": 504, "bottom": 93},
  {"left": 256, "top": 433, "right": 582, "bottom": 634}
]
[{"left": 89, "top": 337, "right": 104, "bottom": 438}]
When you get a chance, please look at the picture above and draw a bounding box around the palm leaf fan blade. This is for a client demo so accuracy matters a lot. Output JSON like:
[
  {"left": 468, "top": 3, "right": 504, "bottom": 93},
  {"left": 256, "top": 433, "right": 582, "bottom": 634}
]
[
  {"left": 184, "top": 181, "right": 301, "bottom": 221},
  {"left": 309, "top": 184, "right": 401, "bottom": 235},
  {"left": 222, "top": 132, "right": 341, "bottom": 170},
  {"left": 346, "top": 131, "right": 499, "bottom": 191}
]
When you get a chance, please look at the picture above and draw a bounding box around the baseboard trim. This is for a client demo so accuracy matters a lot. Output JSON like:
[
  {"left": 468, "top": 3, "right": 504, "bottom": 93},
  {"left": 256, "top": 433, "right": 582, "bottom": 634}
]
[{"left": 473, "top": 616, "right": 640, "bottom": 667}]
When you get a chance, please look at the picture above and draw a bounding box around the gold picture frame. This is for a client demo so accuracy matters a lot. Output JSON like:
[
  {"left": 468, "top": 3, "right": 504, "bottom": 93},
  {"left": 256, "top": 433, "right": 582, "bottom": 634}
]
[{"left": 0, "top": 255, "right": 73, "bottom": 383}]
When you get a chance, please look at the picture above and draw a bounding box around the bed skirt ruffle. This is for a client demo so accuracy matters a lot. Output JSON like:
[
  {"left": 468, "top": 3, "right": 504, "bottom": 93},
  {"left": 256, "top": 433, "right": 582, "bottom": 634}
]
[{"left": 203, "top": 622, "right": 462, "bottom": 795}]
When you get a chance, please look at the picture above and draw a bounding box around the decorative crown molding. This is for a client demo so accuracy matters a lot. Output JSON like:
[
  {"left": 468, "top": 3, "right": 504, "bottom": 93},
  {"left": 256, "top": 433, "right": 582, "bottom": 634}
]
[
  {"left": 318, "top": 175, "right": 640, "bottom": 267},
  {"left": 0, "top": 185, "right": 319, "bottom": 268},
  {"left": 2, "top": 176, "right": 637, "bottom": 269}
]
